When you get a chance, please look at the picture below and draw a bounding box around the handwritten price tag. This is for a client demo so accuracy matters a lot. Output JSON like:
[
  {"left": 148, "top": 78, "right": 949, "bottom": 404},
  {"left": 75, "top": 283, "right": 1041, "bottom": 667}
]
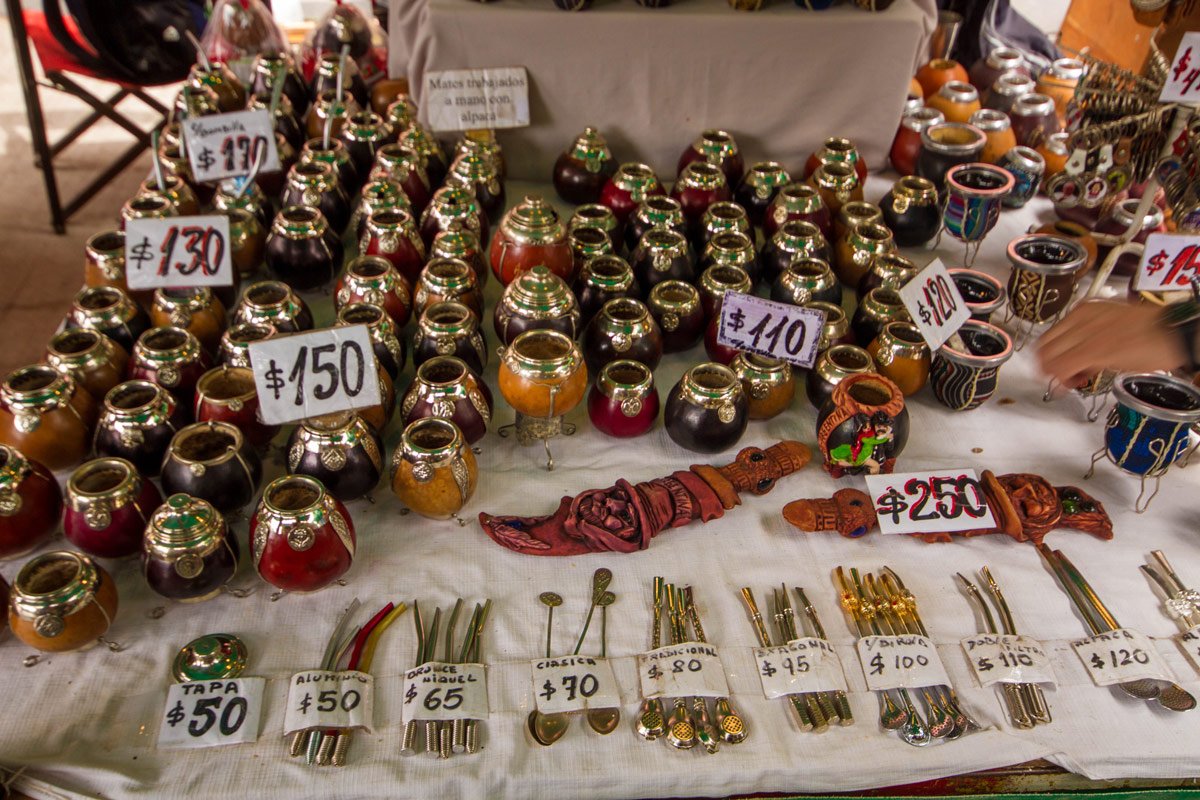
[
  {"left": 961, "top": 634, "right": 1056, "bottom": 688},
  {"left": 401, "top": 662, "right": 489, "bottom": 723},
  {"left": 181, "top": 109, "right": 279, "bottom": 183},
  {"left": 1159, "top": 32, "right": 1200, "bottom": 103},
  {"left": 125, "top": 215, "right": 233, "bottom": 290},
  {"left": 897, "top": 258, "right": 970, "bottom": 351},
  {"left": 158, "top": 678, "right": 264, "bottom": 749},
  {"left": 531, "top": 656, "right": 621, "bottom": 714},
  {"left": 1072, "top": 629, "right": 1176, "bottom": 687},
  {"left": 248, "top": 326, "right": 381, "bottom": 425},
  {"left": 1179, "top": 626, "right": 1200, "bottom": 675},
  {"left": 857, "top": 635, "right": 951, "bottom": 691},
  {"left": 754, "top": 638, "right": 849, "bottom": 700},
  {"left": 638, "top": 644, "right": 730, "bottom": 699},
  {"left": 283, "top": 670, "right": 374, "bottom": 735},
  {"left": 865, "top": 470, "right": 996, "bottom": 536},
  {"left": 717, "top": 292, "right": 825, "bottom": 368},
  {"left": 1133, "top": 233, "right": 1200, "bottom": 292}
]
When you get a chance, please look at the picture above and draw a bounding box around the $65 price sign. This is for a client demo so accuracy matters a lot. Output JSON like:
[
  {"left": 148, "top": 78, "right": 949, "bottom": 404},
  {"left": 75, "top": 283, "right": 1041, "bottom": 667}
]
[
  {"left": 531, "top": 656, "right": 621, "bottom": 714},
  {"left": 897, "top": 258, "right": 971, "bottom": 351},
  {"left": 284, "top": 670, "right": 374, "bottom": 734},
  {"left": 401, "top": 662, "right": 489, "bottom": 723},
  {"left": 865, "top": 470, "right": 997, "bottom": 536},
  {"left": 717, "top": 292, "right": 825, "bottom": 369},
  {"left": 158, "top": 678, "right": 265, "bottom": 749},
  {"left": 124, "top": 215, "right": 232, "bottom": 290}
]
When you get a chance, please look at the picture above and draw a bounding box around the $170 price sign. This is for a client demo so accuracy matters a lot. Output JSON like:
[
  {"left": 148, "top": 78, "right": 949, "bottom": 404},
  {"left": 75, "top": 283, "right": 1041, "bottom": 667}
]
[
  {"left": 864, "top": 469, "right": 997, "bottom": 536},
  {"left": 159, "top": 678, "right": 265, "bottom": 749},
  {"left": 401, "top": 662, "right": 489, "bottom": 723},
  {"left": 248, "top": 326, "right": 381, "bottom": 426},
  {"left": 181, "top": 109, "right": 280, "bottom": 183},
  {"left": 531, "top": 656, "right": 621, "bottom": 714},
  {"left": 717, "top": 292, "right": 825, "bottom": 368},
  {"left": 284, "top": 670, "right": 374, "bottom": 734},
  {"left": 124, "top": 215, "right": 232, "bottom": 290},
  {"left": 1133, "top": 233, "right": 1200, "bottom": 292},
  {"left": 897, "top": 258, "right": 971, "bottom": 351}
]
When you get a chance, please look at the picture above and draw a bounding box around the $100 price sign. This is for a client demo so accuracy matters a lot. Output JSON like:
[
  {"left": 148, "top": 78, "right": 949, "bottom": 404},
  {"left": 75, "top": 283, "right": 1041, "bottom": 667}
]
[
  {"left": 960, "top": 634, "right": 1056, "bottom": 688},
  {"left": 125, "top": 216, "right": 232, "bottom": 290},
  {"left": 637, "top": 644, "right": 730, "bottom": 700},
  {"left": 531, "top": 656, "right": 621, "bottom": 714},
  {"left": 401, "top": 662, "right": 489, "bottom": 723},
  {"left": 717, "top": 292, "right": 825, "bottom": 368},
  {"left": 856, "top": 634, "right": 951, "bottom": 691},
  {"left": 181, "top": 110, "right": 280, "bottom": 183},
  {"left": 158, "top": 678, "right": 265, "bottom": 749},
  {"left": 1071, "top": 628, "right": 1177, "bottom": 688},
  {"left": 897, "top": 258, "right": 971, "bottom": 351},
  {"left": 864, "top": 469, "right": 997, "bottom": 536},
  {"left": 754, "top": 638, "right": 849, "bottom": 700},
  {"left": 1133, "top": 233, "right": 1200, "bottom": 292},
  {"left": 248, "top": 326, "right": 381, "bottom": 426},
  {"left": 284, "top": 670, "right": 374, "bottom": 735}
]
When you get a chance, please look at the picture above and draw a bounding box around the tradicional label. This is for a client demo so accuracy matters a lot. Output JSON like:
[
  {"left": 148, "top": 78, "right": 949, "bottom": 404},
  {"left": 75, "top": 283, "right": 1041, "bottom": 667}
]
[
  {"left": 716, "top": 291, "right": 825, "bottom": 368},
  {"left": 1178, "top": 626, "right": 1200, "bottom": 675},
  {"left": 856, "top": 634, "right": 952, "bottom": 691},
  {"left": 753, "top": 638, "right": 849, "bottom": 700},
  {"left": 283, "top": 670, "right": 374, "bottom": 735},
  {"left": 158, "top": 677, "right": 265, "bottom": 749},
  {"left": 637, "top": 644, "right": 730, "bottom": 700},
  {"left": 865, "top": 470, "right": 997, "bottom": 536},
  {"left": 960, "top": 634, "right": 1057, "bottom": 688},
  {"left": 125, "top": 215, "right": 233, "bottom": 290},
  {"left": 181, "top": 109, "right": 280, "bottom": 183},
  {"left": 424, "top": 67, "right": 530, "bottom": 131},
  {"left": 897, "top": 258, "right": 971, "bottom": 351},
  {"left": 1132, "top": 233, "right": 1200, "bottom": 292},
  {"left": 531, "top": 656, "right": 621, "bottom": 714},
  {"left": 401, "top": 662, "right": 489, "bottom": 723},
  {"left": 248, "top": 326, "right": 382, "bottom": 425},
  {"left": 1159, "top": 31, "right": 1200, "bottom": 103},
  {"left": 1071, "top": 628, "right": 1177, "bottom": 687}
]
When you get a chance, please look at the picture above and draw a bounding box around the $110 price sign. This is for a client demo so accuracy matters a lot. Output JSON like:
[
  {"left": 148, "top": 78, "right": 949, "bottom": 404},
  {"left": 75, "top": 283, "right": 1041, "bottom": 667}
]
[
  {"left": 960, "top": 634, "right": 1056, "bottom": 688},
  {"left": 531, "top": 656, "right": 621, "bottom": 714},
  {"left": 124, "top": 215, "right": 232, "bottom": 290},
  {"left": 1133, "top": 233, "right": 1200, "bottom": 292},
  {"left": 401, "top": 662, "right": 489, "bottom": 723},
  {"left": 284, "top": 670, "right": 374, "bottom": 734},
  {"left": 159, "top": 678, "right": 265, "bottom": 749},
  {"left": 754, "top": 638, "right": 849, "bottom": 700},
  {"left": 856, "top": 634, "right": 952, "bottom": 691},
  {"left": 717, "top": 292, "right": 825, "bottom": 368},
  {"left": 637, "top": 643, "right": 730, "bottom": 699},
  {"left": 181, "top": 110, "right": 280, "bottom": 183},
  {"left": 864, "top": 469, "right": 997, "bottom": 536},
  {"left": 1070, "top": 628, "right": 1177, "bottom": 688},
  {"left": 897, "top": 258, "right": 971, "bottom": 351},
  {"left": 248, "top": 326, "right": 381, "bottom": 426}
]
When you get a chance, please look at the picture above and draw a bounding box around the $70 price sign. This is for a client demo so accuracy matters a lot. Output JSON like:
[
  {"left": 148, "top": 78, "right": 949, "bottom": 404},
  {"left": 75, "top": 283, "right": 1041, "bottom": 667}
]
[
  {"left": 181, "top": 110, "right": 280, "bottom": 183},
  {"left": 1133, "top": 233, "right": 1200, "bottom": 292},
  {"left": 401, "top": 662, "right": 489, "bottom": 723},
  {"left": 532, "top": 656, "right": 621, "bottom": 714},
  {"left": 717, "top": 292, "right": 825, "bottom": 369},
  {"left": 864, "top": 469, "right": 997, "bottom": 536},
  {"left": 124, "top": 215, "right": 232, "bottom": 290},
  {"left": 897, "top": 258, "right": 970, "bottom": 351},
  {"left": 159, "top": 678, "right": 265, "bottom": 749}
]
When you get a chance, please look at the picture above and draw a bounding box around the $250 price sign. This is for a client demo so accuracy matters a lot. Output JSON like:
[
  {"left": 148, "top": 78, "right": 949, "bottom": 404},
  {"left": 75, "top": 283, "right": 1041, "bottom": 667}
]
[
  {"left": 181, "top": 109, "right": 280, "bottom": 183},
  {"left": 717, "top": 292, "right": 825, "bottom": 369},
  {"left": 864, "top": 469, "right": 997, "bottom": 536},
  {"left": 283, "top": 670, "right": 374, "bottom": 735},
  {"left": 897, "top": 258, "right": 971, "bottom": 351},
  {"left": 638, "top": 643, "right": 730, "bottom": 700},
  {"left": 856, "top": 634, "right": 951, "bottom": 691},
  {"left": 960, "top": 634, "right": 1056, "bottom": 688},
  {"left": 1133, "top": 233, "right": 1200, "bottom": 293},
  {"left": 248, "top": 326, "right": 381, "bottom": 426},
  {"left": 531, "top": 656, "right": 621, "bottom": 714},
  {"left": 159, "top": 678, "right": 265, "bottom": 749},
  {"left": 401, "top": 662, "right": 489, "bottom": 723},
  {"left": 125, "top": 215, "right": 232, "bottom": 290},
  {"left": 1070, "top": 628, "right": 1176, "bottom": 688},
  {"left": 754, "top": 638, "right": 848, "bottom": 700}
]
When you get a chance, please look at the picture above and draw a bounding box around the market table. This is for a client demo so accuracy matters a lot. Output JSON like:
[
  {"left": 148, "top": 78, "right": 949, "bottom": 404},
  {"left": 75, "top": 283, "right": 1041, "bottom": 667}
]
[{"left": 4, "top": 174, "right": 1200, "bottom": 800}]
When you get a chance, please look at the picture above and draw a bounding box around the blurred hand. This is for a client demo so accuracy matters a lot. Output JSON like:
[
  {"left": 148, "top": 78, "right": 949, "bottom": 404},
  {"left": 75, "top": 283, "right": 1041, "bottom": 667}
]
[{"left": 1036, "top": 300, "right": 1186, "bottom": 387}]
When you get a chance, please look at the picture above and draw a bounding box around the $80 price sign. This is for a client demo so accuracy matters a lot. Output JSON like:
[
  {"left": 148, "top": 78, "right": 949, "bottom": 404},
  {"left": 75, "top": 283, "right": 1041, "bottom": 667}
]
[
  {"left": 864, "top": 469, "right": 997, "bottom": 536},
  {"left": 531, "top": 656, "right": 621, "bottom": 714},
  {"left": 181, "top": 110, "right": 280, "bottom": 183},
  {"left": 637, "top": 643, "right": 730, "bottom": 700},
  {"left": 717, "top": 292, "right": 825, "bottom": 368},
  {"left": 401, "top": 662, "right": 489, "bottom": 723},
  {"left": 124, "top": 216, "right": 232, "bottom": 290},
  {"left": 158, "top": 678, "right": 265, "bottom": 749},
  {"left": 283, "top": 670, "right": 374, "bottom": 735},
  {"left": 248, "top": 326, "right": 381, "bottom": 426},
  {"left": 1071, "top": 628, "right": 1176, "bottom": 688},
  {"left": 897, "top": 258, "right": 970, "bottom": 351},
  {"left": 1133, "top": 233, "right": 1200, "bottom": 292}
]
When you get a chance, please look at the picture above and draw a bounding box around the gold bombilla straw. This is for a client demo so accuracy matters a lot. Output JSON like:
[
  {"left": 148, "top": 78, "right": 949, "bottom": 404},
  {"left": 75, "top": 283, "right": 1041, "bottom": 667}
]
[
  {"left": 957, "top": 572, "right": 1032, "bottom": 729},
  {"left": 982, "top": 567, "right": 1050, "bottom": 725},
  {"left": 836, "top": 567, "right": 906, "bottom": 731},
  {"left": 797, "top": 587, "right": 853, "bottom": 726}
]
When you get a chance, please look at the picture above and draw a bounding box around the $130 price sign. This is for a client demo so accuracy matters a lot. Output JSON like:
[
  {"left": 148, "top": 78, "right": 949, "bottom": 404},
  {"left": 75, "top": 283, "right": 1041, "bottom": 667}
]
[
  {"left": 754, "top": 638, "right": 848, "bottom": 700},
  {"left": 897, "top": 258, "right": 971, "bottom": 351},
  {"left": 248, "top": 326, "right": 381, "bottom": 426},
  {"left": 284, "top": 670, "right": 373, "bottom": 735},
  {"left": 637, "top": 643, "right": 730, "bottom": 700},
  {"left": 1070, "top": 628, "right": 1176, "bottom": 688},
  {"left": 864, "top": 469, "right": 997, "bottom": 536},
  {"left": 1133, "top": 233, "right": 1200, "bottom": 292},
  {"left": 717, "top": 292, "right": 825, "bottom": 368},
  {"left": 960, "top": 634, "right": 1056, "bottom": 688},
  {"left": 181, "top": 109, "right": 280, "bottom": 183},
  {"left": 158, "top": 678, "right": 265, "bottom": 749},
  {"left": 856, "top": 634, "right": 951, "bottom": 691},
  {"left": 531, "top": 656, "right": 621, "bottom": 714},
  {"left": 125, "top": 215, "right": 232, "bottom": 290},
  {"left": 401, "top": 662, "right": 489, "bottom": 723}
]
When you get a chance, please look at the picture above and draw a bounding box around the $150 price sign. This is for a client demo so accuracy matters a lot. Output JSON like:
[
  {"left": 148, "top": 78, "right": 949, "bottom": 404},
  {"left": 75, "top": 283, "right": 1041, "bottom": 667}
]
[
  {"left": 897, "top": 258, "right": 971, "bottom": 351},
  {"left": 856, "top": 634, "right": 951, "bottom": 691},
  {"left": 1070, "top": 628, "right": 1176, "bottom": 688},
  {"left": 864, "top": 469, "right": 997, "bottom": 536},
  {"left": 158, "top": 678, "right": 265, "bottom": 749},
  {"left": 124, "top": 215, "right": 232, "bottom": 290},
  {"left": 284, "top": 670, "right": 373, "bottom": 735},
  {"left": 181, "top": 109, "right": 280, "bottom": 183},
  {"left": 960, "top": 634, "right": 1056, "bottom": 688},
  {"left": 401, "top": 662, "right": 489, "bottom": 723},
  {"left": 717, "top": 292, "right": 825, "bottom": 368},
  {"left": 637, "top": 643, "right": 730, "bottom": 700},
  {"left": 1133, "top": 233, "right": 1200, "bottom": 292},
  {"left": 248, "top": 326, "right": 381, "bottom": 426},
  {"left": 754, "top": 638, "right": 848, "bottom": 700},
  {"left": 531, "top": 656, "right": 621, "bottom": 714}
]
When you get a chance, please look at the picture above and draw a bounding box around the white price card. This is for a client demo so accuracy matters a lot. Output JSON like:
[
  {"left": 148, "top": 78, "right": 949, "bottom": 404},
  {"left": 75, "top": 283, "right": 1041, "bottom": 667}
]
[
  {"left": 857, "top": 635, "right": 952, "bottom": 691},
  {"left": 753, "top": 638, "right": 849, "bottom": 700},
  {"left": 125, "top": 215, "right": 233, "bottom": 290},
  {"left": 424, "top": 67, "right": 530, "bottom": 131},
  {"left": 716, "top": 292, "right": 825, "bottom": 368},
  {"left": 158, "top": 678, "right": 265, "bottom": 749},
  {"left": 531, "top": 656, "right": 621, "bottom": 714},
  {"left": 181, "top": 110, "right": 280, "bottom": 183},
  {"left": 401, "top": 662, "right": 489, "bottom": 723},
  {"left": 638, "top": 644, "right": 730, "bottom": 700},
  {"left": 1159, "top": 31, "right": 1200, "bottom": 103},
  {"left": 1132, "top": 233, "right": 1200, "bottom": 292},
  {"left": 960, "top": 634, "right": 1057, "bottom": 688},
  {"left": 1178, "top": 626, "right": 1200, "bottom": 675},
  {"left": 898, "top": 258, "right": 971, "bottom": 351},
  {"left": 865, "top": 470, "right": 996, "bottom": 536},
  {"left": 283, "top": 670, "right": 374, "bottom": 735},
  {"left": 248, "top": 325, "right": 381, "bottom": 425},
  {"left": 1071, "top": 628, "right": 1177, "bottom": 688}
]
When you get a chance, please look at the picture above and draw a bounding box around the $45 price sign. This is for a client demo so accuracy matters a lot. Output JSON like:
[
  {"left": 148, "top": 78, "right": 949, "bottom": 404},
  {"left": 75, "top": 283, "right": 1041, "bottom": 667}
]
[
  {"left": 125, "top": 215, "right": 232, "bottom": 290},
  {"left": 283, "top": 670, "right": 374, "bottom": 735},
  {"left": 897, "top": 258, "right": 971, "bottom": 351},
  {"left": 159, "top": 678, "right": 265, "bottom": 749},
  {"left": 401, "top": 662, "right": 489, "bottom": 723},
  {"left": 1133, "top": 233, "right": 1200, "bottom": 292},
  {"left": 248, "top": 326, "right": 381, "bottom": 426},
  {"left": 531, "top": 656, "right": 621, "bottom": 714},
  {"left": 864, "top": 470, "right": 997, "bottom": 536},
  {"left": 1070, "top": 628, "right": 1176, "bottom": 688},
  {"left": 856, "top": 634, "right": 952, "bottom": 692},
  {"left": 181, "top": 109, "right": 280, "bottom": 183},
  {"left": 717, "top": 292, "right": 825, "bottom": 369},
  {"left": 960, "top": 634, "right": 1056, "bottom": 688}
]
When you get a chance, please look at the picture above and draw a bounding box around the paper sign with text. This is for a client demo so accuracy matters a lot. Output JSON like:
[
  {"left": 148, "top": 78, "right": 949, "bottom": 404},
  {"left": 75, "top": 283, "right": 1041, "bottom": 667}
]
[
  {"left": 754, "top": 638, "right": 849, "bottom": 700},
  {"left": 865, "top": 470, "right": 997, "bottom": 536},
  {"left": 401, "top": 662, "right": 489, "bottom": 722},
  {"left": 284, "top": 670, "right": 374, "bottom": 734},
  {"left": 1133, "top": 233, "right": 1200, "bottom": 292},
  {"left": 638, "top": 644, "right": 730, "bottom": 699},
  {"left": 898, "top": 258, "right": 971, "bottom": 351},
  {"left": 961, "top": 634, "right": 1056, "bottom": 687},
  {"left": 531, "top": 656, "right": 621, "bottom": 714},
  {"left": 1179, "top": 626, "right": 1200, "bottom": 675},
  {"left": 857, "top": 635, "right": 952, "bottom": 691},
  {"left": 181, "top": 110, "right": 279, "bottom": 183},
  {"left": 159, "top": 678, "right": 264, "bottom": 749},
  {"left": 125, "top": 215, "right": 233, "bottom": 290},
  {"left": 248, "top": 326, "right": 382, "bottom": 425},
  {"left": 1159, "top": 32, "right": 1200, "bottom": 103},
  {"left": 425, "top": 67, "right": 530, "bottom": 131},
  {"left": 717, "top": 292, "right": 824, "bottom": 368},
  {"left": 1071, "top": 628, "right": 1176, "bottom": 687}
]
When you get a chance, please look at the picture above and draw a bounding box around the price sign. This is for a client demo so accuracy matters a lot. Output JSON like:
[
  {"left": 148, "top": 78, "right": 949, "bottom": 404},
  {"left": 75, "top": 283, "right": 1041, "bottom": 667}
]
[
  {"left": 125, "top": 215, "right": 233, "bottom": 290},
  {"left": 158, "top": 678, "right": 264, "bottom": 749},
  {"left": 248, "top": 326, "right": 381, "bottom": 425},
  {"left": 716, "top": 292, "right": 825, "bottom": 368},
  {"left": 897, "top": 258, "right": 971, "bottom": 351},
  {"left": 865, "top": 470, "right": 996, "bottom": 536},
  {"left": 856, "top": 635, "right": 951, "bottom": 691},
  {"left": 283, "top": 670, "right": 374, "bottom": 735},
  {"left": 1133, "top": 233, "right": 1200, "bottom": 292},
  {"left": 1178, "top": 626, "right": 1200, "bottom": 675},
  {"left": 531, "top": 656, "right": 621, "bottom": 714},
  {"left": 961, "top": 634, "right": 1056, "bottom": 688},
  {"left": 181, "top": 110, "right": 280, "bottom": 183},
  {"left": 401, "top": 662, "right": 489, "bottom": 723},
  {"left": 1071, "top": 628, "right": 1177, "bottom": 687},
  {"left": 1159, "top": 32, "right": 1200, "bottom": 103},
  {"left": 637, "top": 644, "right": 730, "bottom": 700},
  {"left": 754, "top": 638, "right": 849, "bottom": 700}
]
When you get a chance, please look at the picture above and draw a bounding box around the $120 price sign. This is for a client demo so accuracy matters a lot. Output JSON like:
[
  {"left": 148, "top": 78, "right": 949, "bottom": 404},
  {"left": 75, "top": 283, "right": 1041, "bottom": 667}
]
[
  {"left": 125, "top": 216, "right": 232, "bottom": 290},
  {"left": 864, "top": 469, "right": 997, "bottom": 536},
  {"left": 248, "top": 326, "right": 381, "bottom": 426},
  {"left": 159, "top": 678, "right": 265, "bottom": 749},
  {"left": 856, "top": 634, "right": 951, "bottom": 691},
  {"left": 1133, "top": 233, "right": 1200, "bottom": 292},
  {"left": 531, "top": 656, "right": 621, "bottom": 714},
  {"left": 401, "top": 662, "right": 489, "bottom": 723},
  {"left": 897, "top": 258, "right": 971, "bottom": 351},
  {"left": 717, "top": 292, "right": 825, "bottom": 368},
  {"left": 181, "top": 109, "right": 280, "bottom": 183},
  {"left": 1071, "top": 628, "right": 1176, "bottom": 688},
  {"left": 284, "top": 670, "right": 373, "bottom": 735}
]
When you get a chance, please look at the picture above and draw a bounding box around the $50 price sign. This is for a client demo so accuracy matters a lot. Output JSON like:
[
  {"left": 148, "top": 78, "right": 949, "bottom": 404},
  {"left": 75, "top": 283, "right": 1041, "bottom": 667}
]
[
  {"left": 1070, "top": 628, "right": 1177, "bottom": 688},
  {"left": 125, "top": 215, "right": 232, "bottom": 290},
  {"left": 181, "top": 110, "right": 280, "bottom": 183},
  {"left": 159, "top": 678, "right": 265, "bottom": 749},
  {"left": 531, "top": 656, "right": 621, "bottom": 714},
  {"left": 864, "top": 470, "right": 997, "bottom": 536},
  {"left": 283, "top": 671, "right": 374, "bottom": 735},
  {"left": 960, "top": 634, "right": 1056, "bottom": 688},
  {"left": 754, "top": 638, "right": 849, "bottom": 700},
  {"left": 856, "top": 634, "right": 951, "bottom": 692},
  {"left": 401, "top": 662, "right": 489, "bottom": 723},
  {"left": 1133, "top": 233, "right": 1200, "bottom": 292},
  {"left": 717, "top": 292, "right": 825, "bottom": 369},
  {"left": 248, "top": 326, "right": 381, "bottom": 426},
  {"left": 637, "top": 643, "right": 730, "bottom": 700},
  {"left": 897, "top": 258, "right": 970, "bottom": 351}
]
